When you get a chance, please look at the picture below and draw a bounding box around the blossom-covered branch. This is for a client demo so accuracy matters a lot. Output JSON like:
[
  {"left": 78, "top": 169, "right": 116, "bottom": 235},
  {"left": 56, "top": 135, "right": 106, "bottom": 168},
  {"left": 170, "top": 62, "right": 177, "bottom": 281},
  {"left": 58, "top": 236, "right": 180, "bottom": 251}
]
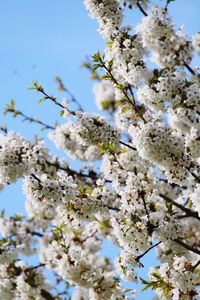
[{"left": 1, "top": 0, "right": 200, "bottom": 299}]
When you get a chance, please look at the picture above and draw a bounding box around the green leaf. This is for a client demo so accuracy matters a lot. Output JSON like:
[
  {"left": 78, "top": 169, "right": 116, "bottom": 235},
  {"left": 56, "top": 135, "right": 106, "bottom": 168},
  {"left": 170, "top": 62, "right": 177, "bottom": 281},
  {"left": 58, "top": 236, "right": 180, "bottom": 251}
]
[
  {"left": 3, "top": 109, "right": 8, "bottom": 116},
  {"left": 27, "top": 85, "right": 36, "bottom": 90},
  {"left": 0, "top": 238, "right": 9, "bottom": 246},
  {"left": 123, "top": 288, "right": 133, "bottom": 293},
  {"left": 38, "top": 97, "right": 46, "bottom": 104},
  {"left": 92, "top": 51, "right": 102, "bottom": 63},
  {"left": 121, "top": 147, "right": 127, "bottom": 153},
  {"left": 90, "top": 73, "right": 99, "bottom": 80},
  {"left": 140, "top": 277, "right": 150, "bottom": 285},
  {"left": 100, "top": 74, "right": 111, "bottom": 80},
  {"left": 81, "top": 61, "right": 90, "bottom": 69},
  {"left": 152, "top": 272, "right": 162, "bottom": 279},
  {"left": 60, "top": 110, "right": 64, "bottom": 117},
  {"left": 142, "top": 283, "right": 152, "bottom": 292},
  {"left": 14, "top": 213, "right": 25, "bottom": 221},
  {"left": 122, "top": 105, "right": 132, "bottom": 113},
  {"left": 33, "top": 80, "right": 44, "bottom": 92},
  {"left": 92, "top": 64, "right": 100, "bottom": 72},
  {"left": 121, "top": 217, "right": 127, "bottom": 224},
  {"left": 108, "top": 59, "right": 114, "bottom": 69},
  {"left": 107, "top": 41, "right": 113, "bottom": 48},
  {"left": 100, "top": 99, "right": 112, "bottom": 110},
  {"left": 98, "top": 142, "right": 116, "bottom": 154},
  {"left": 114, "top": 84, "right": 124, "bottom": 91},
  {"left": 165, "top": 200, "right": 173, "bottom": 213},
  {"left": 11, "top": 99, "right": 15, "bottom": 109},
  {"left": 13, "top": 111, "right": 21, "bottom": 118},
  {"left": 86, "top": 186, "right": 93, "bottom": 195}
]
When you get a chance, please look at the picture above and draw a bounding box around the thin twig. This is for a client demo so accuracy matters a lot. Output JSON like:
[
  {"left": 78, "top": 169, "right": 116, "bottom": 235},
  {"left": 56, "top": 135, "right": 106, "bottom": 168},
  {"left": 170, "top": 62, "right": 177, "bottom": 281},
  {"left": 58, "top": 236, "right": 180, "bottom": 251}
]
[
  {"left": 186, "top": 167, "right": 200, "bottom": 184},
  {"left": 136, "top": 0, "right": 148, "bottom": 16},
  {"left": 6, "top": 109, "right": 55, "bottom": 130},
  {"left": 45, "top": 160, "right": 95, "bottom": 179},
  {"left": 159, "top": 193, "right": 200, "bottom": 222},
  {"left": 119, "top": 141, "right": 136, "bottom": 151},
  {"left": 101, "top": 62, "right": 146, "bottom": 123},
  {"left": 136, "top": 241, "right": 161, "bottom": 263},
  {"left": 31, "top": 81, "right": 75, "bottom": 116},
  {"left": 164, "top": 0, "right": 173, "bottom": 11},
  {"left": 40, "top": 289, "right": 55, "bottom": 300},
  {"left": 174, "top": 239, "right": 200, "bottom": 256},
  {"left": 25, "top": 263, "right": 45, "bottom": 272},
  {"left": 84, "top": 56, "right": 101, "bottom": 81},
  {"left": 193, "top": 259, "right": 200, "bottom": 270},
  {"left": 184, "top": 61, "right": 196, "bottom": 76},
  {"left": 112, "top": 153, "right": 124, "bottom": 169},
  {"left": 0, "top": 126, "right": 8, "bottom": 134},
  {"left": 32, "top": 231, "right": 44, "bottom": 237},
  {"left": 44, "top": 160, "right": 112, "bottom": 183},
  {"left": 55, "top": 76, "right": 84, "bottom": 112}
]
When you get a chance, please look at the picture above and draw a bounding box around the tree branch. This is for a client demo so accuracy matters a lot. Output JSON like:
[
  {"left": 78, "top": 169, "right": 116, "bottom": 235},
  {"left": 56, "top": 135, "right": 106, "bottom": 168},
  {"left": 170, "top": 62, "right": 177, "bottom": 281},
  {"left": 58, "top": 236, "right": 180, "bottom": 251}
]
[
  {"left": 0, "top": 125, "right": 8, "bottom": 134},
  {"left": 55, "top": 76, "right": 84, "bottom": 112},
  {"left": 101, "top": 61, "right": 146, "bottom": 123},
  {"left": 30, "top": 81, "right": 75, "bottom": 115},
  {"left": 136, "top": 1, "right": 148, "bottom": 16},
  {"left": 174, "top": 239, "right": 200, "bottom": 256},
  {"left": 184, "top": 61, "right": 196, "bottom": 76},
  {"left": 40, "top": 289, "right": 55, "bottom": 300},
  {"left": 5, "top": 108, "right": 55, "bottom": 130},
  {"left": 136, "top": 241, "right": 161, "bottom": 263},
  {"left": 159, "top": 193, "right": 200, "bottom": 222},
  {"left": 193, "top": 259, "right": 200, "bottom": 270},
  {"left": 119, "top": 141, "right": 136, "bottom": 151},
  {"left": 186, "top": 167, "right": 200, "bottom": 184}
]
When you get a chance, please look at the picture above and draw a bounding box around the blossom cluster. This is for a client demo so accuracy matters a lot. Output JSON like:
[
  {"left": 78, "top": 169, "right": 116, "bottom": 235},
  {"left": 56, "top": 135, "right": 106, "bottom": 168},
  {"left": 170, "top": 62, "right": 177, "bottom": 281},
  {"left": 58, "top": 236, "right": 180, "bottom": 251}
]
[{"left": 136, "top": 6, "right": 193, "bottom": 68}]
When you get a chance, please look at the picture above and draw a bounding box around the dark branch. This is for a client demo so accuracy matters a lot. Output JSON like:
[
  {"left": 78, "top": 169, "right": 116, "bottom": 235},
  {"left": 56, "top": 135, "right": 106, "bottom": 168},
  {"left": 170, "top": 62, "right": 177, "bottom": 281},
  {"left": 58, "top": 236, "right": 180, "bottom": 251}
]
[
  {"left": 41, "top": 289, "right": 55, "bottom": 300},
  {"left": 186, "top": 167, "right": 200, "bottom": 184},
  {"left": 184, "top": 61, "right": 196, "bottom": 76},
  {"left": 32, "top": 231, "right": 44, "bottom": 237},
  {"left": 193, "top": 259, "right": 200, "bottom": 270},
  {"left": 7, "top": 109, "right": 55, "bottom": 130},
  {"left": 30, "top": 81, "right": 76, "bottom": 116},
  {"left": 101, "top": 61, "right": 146, "bottom": 123},
  {"left": 136, "top": 1, "right": 148, "bottom": 16},
  {"left": 174, "top": 239, "right": 200, "bottom": 256},
  {"left": 119, "top": 141, "right": 136, "bottom": 151},
  {"left": 25, "top": 263, "right": 45, "bottom": 272},
  {"left": 55, "top": 76, "right": 84, "bottom": 112},
  {"left": 136, "top": 241, "right": 161, "bottom": 263},
  {"left": 159, "top": 193, "right": 200, "bottom": 222},
  {"left": 0, "top": 126, "right": 8, "bottom": 134}
]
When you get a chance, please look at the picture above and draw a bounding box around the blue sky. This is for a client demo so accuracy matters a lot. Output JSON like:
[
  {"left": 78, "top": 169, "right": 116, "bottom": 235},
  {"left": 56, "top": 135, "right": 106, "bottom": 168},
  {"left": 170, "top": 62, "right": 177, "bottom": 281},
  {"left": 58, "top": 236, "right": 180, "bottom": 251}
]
[{"left": 0, "top": 1, "right": 199, "bottom": 299}]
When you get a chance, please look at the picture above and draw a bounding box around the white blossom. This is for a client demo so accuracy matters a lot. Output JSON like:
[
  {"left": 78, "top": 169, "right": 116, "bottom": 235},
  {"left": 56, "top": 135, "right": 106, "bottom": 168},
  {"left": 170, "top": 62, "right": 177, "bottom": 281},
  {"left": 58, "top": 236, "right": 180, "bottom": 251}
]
[
  {"left": 104, "top": 29, "right": 150, "bottom": 86},
  {"left": 136, "top": 6, "right": 192, "bottom": 67},
  {"left": 93, "top": 80, "right": 115, "bottom": 111},
  {"left": 84, "top": 0, "right": 122, "bottom": 39},
  {"left": 48, "top": 122, "right": 101, "bottom": 161},
  {"left": 75, "top": 112, "right": 121, "bottom": 149},
  {"left": 192, "top": 32, "right": 200, "bottom": 54}
]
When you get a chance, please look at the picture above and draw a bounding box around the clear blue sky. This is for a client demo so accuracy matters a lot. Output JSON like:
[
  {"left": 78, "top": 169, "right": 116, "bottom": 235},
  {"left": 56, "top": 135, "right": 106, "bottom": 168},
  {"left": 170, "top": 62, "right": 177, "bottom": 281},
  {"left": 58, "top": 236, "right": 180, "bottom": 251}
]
[{"left": 0, "top": 1, "right": 199, "bottom": 299}]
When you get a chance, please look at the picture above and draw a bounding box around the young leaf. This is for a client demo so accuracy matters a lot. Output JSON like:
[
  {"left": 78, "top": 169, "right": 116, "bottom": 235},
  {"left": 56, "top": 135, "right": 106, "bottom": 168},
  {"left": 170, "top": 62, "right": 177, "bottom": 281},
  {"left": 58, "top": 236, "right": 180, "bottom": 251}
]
[{"left": 60, "top": 110, "right": 64, "bottom": 117}]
